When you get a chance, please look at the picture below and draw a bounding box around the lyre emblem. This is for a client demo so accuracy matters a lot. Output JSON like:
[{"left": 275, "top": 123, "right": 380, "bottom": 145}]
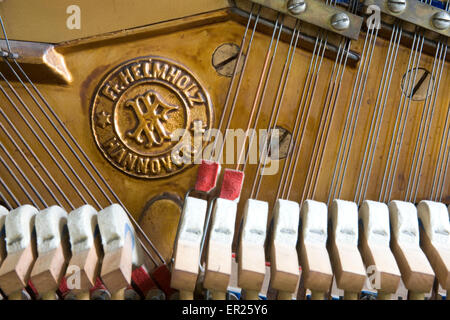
[{"left": 125, "top": 90, "right": 179, "bottom": 148}]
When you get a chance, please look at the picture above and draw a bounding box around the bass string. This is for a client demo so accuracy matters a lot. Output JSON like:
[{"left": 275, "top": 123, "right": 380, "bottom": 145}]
[
  {"left": 0, "top": 17, "right": 163, "bottom": 266},
  {"left": 0, "top": 146, "right": 39, "bottom": 208},
  {"left": 0, "top": 175, "right": 19, "bottom": 208},
  {"left": 250, "top": 18, "right": 302, "bottom": 200},
  {"left": 0, "top": 189, "right": 13, "bottom": 210},
  {"left": 357, "top": 24, "right": 403, "bottom": 204},
  {"left": 0, "top": 142, "right": 46, "bottom": 207},
  {"left": 0, "top": 69, "right": 98, "bottom": 209},
  {"left": 0, "top": 107, "right": 71, "bottom": 209}
]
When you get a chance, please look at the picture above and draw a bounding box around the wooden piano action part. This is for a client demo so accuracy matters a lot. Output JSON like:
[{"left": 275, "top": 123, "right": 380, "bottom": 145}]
[{"left": 0, "top": 0, "right": 448, "bottom": 300}]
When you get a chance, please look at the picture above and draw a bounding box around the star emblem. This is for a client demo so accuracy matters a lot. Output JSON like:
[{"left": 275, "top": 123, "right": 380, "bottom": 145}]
[{"left": 96, "top": 111, "right": 112, "bottom": 129}]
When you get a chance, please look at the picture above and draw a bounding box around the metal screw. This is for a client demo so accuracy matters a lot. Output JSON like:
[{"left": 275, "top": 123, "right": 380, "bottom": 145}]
[
  {"left": 287, "top": 0, "right": 306, "bottom": 15},
  {"left": 387, "top": 0, "right": 406, "bottom": 14},
  {"left": 432, "top": 11, "right": 450, "bottom": 30},
  {"left": 331, "top": 13, "right": 350, "bottom": 31},
  {"left": 212, "top": 43, "right": 242, "bottom": 77}
]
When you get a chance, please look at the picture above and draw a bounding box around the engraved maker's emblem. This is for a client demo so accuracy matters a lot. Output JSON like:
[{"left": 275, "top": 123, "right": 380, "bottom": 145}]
[{"left": 91, "top": 56, "right": 212, "bottom": 179}]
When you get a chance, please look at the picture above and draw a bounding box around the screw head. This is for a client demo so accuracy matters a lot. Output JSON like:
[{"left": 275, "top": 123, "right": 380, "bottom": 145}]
[
  {"left": 287, "top": 0, "right": 306, "bottom": 15},
  {"left": 387, "top": 0, "right": 406, "bottom": 14},
  {"left": 432, "top": 11, "right": 450, "bottom": 30},
  {"left": 331, "top": 13, "right": 350, "bottom": 31}
]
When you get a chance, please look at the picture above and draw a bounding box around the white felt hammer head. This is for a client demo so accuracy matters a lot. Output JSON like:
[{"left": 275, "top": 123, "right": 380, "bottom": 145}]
[
  {"left": 417, "top": 200, "right": 450, "bottom": 246},
  {"left": 359, "top": 200, "right": 391, "bottom": 247},
  {"left": 98, "top": 204, "right": 143, "bottom": 267},
  {"left": 5, "top": 205, "right": 38, "bottom": 254},
  {"left": 388, "top": 200, "right": 420, "bottom": 247},
  {"left": 209, "top": 198, "right": 237, "bottom": 244},
  {"left": 0, "top": 205, "right": 8, "bottom": 233},
  {"left": 300, "top": 200, "right": 328, "bottom": 245},
  {"left": 272, "top": 199, "right": 299, "bottom": 247},
  {"left": 177, "top": 196, "right": 207, "bottom": 244},
  {"left": 329, "top": 199, "right": 359, "bottom": 246},
  {"left": 67, "top": 204, "right": 98, "bottom": 253},
  {"left": 35, "top": 206, "right": 68, "bottom": 254},
  {"left": 241, "top": 199, "right": 268, "bottom": 245}
]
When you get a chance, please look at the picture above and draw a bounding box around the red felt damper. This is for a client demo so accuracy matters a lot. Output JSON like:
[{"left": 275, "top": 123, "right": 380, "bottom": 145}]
[
  {"left": 58, "top": 276, "right": 106, "bottom": 298},
  {"left": 90, "top": 277, "right": 107, "bottom": 294},
  {"left": 152, "top": 264, "right": 176, "bottom": 297},
  {"left": 194, "top": 160, "right": 220, "bottom": 193},
  {"left": 219, "top": 169, "right": 244, "bottom": 201},
  {"left": 58, "top": 277, "right": 69, "bottom": 298},
  {"left": 26, "top": 280, "right": 38, "bottom": 299},
  {"left": 131, "top": 266, "right": 157, "bottom": 297}
]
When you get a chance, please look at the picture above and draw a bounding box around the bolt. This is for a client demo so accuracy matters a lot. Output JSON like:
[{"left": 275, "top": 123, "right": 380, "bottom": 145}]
[
  {"left": 212, "top": 43, "right": 242, "bottom": 77},
  {"left": 432, "top": 11, "right": 450, "bottom": 30},
  {"left": 387, "top": 0, "right": 406, "bottom": 14},
  {"left": 287, "top": 0, "right": 306, "bottom": 15},
  {"left": 331, "top": 13, "right": 350, "bottom": 31}
]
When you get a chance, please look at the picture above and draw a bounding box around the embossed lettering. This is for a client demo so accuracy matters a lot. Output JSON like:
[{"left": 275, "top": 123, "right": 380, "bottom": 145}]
[
  {"left": 111, "top": 148, "right": 127, "bottom": 164},
  {"left": 150, "top": 159, "right": 161, "bottom": 174},
  {"left": 166, "top": 66, "right": 181, "bottom": 85},
  {"left": 102, "top": 84, "right": 117, "bottom": 101},
  {"left": 136, "top": 157, "right": 149, "bottom": 174},
  {"left": 176, "top": 75, "right": 191, "bottom": 90},
  {"left": 121, "top": 152, "right": 138, "bottom": 171},
  {"left": 160, "top": 155, "right": 173, "bottom": 172},
  {"left": 153, "top": 62, "right": 169, "bottom": 80},
  {"left": 119, "top": 68, "right": 135, "bottom": 86},
  {"left": 131, "top": 63, "right": 143, "bottom": 80}
]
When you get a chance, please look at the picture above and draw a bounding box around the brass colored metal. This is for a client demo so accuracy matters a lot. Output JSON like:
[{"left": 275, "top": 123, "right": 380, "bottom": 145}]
[
  {"left": 0, "top": 40, "right": 72, "bottom": 84},
  {"left": 248, "top": 0, "right": 363, "bottom": 39},
  {"left": 364, "top": 0, "right": 450, "bottom": 37},
  {"left": 0, "top": 2, "right": 448, "bottom": 269},
  {"left": 90, "top": 56, "right": 213, "bottom": 179},
  {"left": 0, "top": 0, "right": 230, "bottom": 43}
]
